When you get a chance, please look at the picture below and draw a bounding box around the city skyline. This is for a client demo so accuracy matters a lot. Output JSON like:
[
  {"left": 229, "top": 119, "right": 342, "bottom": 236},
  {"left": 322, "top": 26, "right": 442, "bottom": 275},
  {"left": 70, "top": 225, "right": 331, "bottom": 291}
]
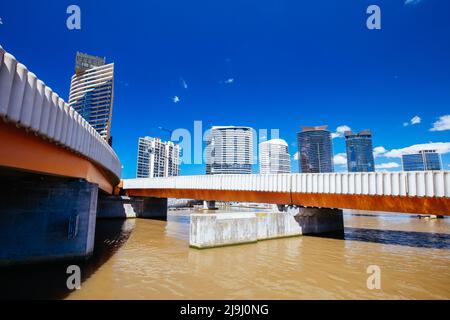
[
  {"left": 1, "top": 0, "right": 449, "bottom": 178},
  {"left": 1, "top": 1, "right": 450, "bottom": 303}
]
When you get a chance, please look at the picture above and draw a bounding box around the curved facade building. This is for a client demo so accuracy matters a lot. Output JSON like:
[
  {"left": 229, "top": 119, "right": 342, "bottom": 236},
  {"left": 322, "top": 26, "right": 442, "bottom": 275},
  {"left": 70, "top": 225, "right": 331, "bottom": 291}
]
[
  {"left": 259, "top": 139, "right": 291, "bottom": 174},
  {"left": 207, "top": 126, "right": 254, "bottom": 175},
  {"left": 297, "top": 126, "right": 334, "bottom": 173},
  {"left": 68, "top": 52, "right": 114, "bottom": 141}
]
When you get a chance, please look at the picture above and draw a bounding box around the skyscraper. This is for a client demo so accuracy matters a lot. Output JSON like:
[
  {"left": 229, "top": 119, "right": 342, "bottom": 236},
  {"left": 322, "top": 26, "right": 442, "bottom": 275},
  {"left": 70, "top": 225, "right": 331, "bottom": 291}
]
[
  {"left": 402, "top": 150, "right": 442, "bottom": 171},
  {"left": 137, "top": 137, "right": 180, "bottom": 178},
  {"left": 259, "top": 139, "right": 291, "bottom": 174},
  {"left": 345, "top": 130, "right": 375, "bottom": 172},
  {"left": 297, "top": 126, "right": 334, "bottom": 173},
  {"left": 68, "top": 52, "right": 114, "bottom": 142},
  {"left": 206, "top": 126, "right": 254, "bottom": 175}
]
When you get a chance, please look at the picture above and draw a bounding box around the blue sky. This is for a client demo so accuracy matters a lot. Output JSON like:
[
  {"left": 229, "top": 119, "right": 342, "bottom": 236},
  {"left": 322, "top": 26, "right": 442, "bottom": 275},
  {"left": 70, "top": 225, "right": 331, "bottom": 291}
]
[{"left": 1, "top": 0, "right": 449, "bottom": 178}]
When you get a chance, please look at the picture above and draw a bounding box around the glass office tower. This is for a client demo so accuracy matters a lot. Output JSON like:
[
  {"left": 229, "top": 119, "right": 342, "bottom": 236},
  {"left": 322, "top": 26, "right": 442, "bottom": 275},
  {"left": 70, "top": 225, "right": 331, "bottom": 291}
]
[
  {"left": 345, "top": 130, "right": 375, "bottom": 172},
  {"left": 69, "top": 52, "right": 114, "bottom": 143},
  {"left": 297, "top": 126, "right": 334, "bottom": 173},
  {"left": 402, "top": 150, "right": 442, "bottom": 171}
]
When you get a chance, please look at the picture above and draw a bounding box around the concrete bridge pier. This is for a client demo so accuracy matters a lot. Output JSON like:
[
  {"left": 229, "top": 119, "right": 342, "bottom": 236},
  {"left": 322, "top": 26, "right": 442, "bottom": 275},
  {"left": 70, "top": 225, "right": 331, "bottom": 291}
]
[
  {"left": 294, "top": 207, "right": 344, "bottom": 236},
  {"left": 203, "top": 201, "right": 217, "bottom": 210},
  {"left": 0, "top": 171, "right": 98, "bottom": 266},
  {"left": 97, "top": 195, "right": 167, "bottom": 220},
  {"left": 140, "top": 197, "right": 168, "bottom": 220}
]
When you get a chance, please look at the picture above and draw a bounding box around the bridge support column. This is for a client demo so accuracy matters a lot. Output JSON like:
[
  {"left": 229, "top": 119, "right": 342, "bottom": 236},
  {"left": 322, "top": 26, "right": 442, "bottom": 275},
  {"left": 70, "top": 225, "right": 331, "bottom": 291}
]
[
  {"left": 0, "top": 173, "right": 98, "bottom": 266},
  {"left": 294, "top": 207, "right": 344, "bottom": 235},
  {"left": 203, "top": 201, "right": 217, "bottom": 210},
  {"left": 97, "top": 196, "right": 167, "bottom": 220},
  {"left": 140, "top": 197, "right": 168, "bottom": 220},
  {"left": 97, "top": 195, "right": 142, "bottom": 219}
]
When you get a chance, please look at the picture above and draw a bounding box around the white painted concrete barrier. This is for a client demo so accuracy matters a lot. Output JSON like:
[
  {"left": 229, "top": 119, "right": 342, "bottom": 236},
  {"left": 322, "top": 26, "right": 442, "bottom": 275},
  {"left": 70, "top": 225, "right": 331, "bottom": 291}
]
[
  {"left": 190, "top": 212, "right": 302, "bottom": 248},
  {"left": 123, "top": 171, "right": 450, "bottom": 199},
  {"left": 0, "top": 46, "right": 121, "bottom": 179}
]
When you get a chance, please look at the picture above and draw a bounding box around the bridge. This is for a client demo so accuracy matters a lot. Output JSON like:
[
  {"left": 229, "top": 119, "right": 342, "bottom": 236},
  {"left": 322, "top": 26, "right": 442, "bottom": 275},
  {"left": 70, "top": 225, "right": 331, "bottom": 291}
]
[
  {"left": 0, "top": 46, "right": 122, "bottom": 265},
  {"left": 1, "top": 44, "right": 449, "bottom": 264},
  {"left": 123, "top": 173, "right": 450, "bottom": 247},
  {"left": 123, "top": 172, "right": 450, "bottom": 216},
  {"left": 0, "top": 45, "right": 121, "bottom": 194}
]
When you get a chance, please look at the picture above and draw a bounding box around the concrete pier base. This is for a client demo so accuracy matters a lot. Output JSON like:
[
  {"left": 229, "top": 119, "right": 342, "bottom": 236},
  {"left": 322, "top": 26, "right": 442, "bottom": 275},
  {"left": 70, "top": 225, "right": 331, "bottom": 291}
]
[
  {"left": 97, "top": 196, "right": 167, "bottom": 220},
  {"left": 203, "top": 200, "right": 217, "bottom": 210},
  {"left": 98, "top": 195, "right": 141, "bottom": 219},
  {"left": 190, "top": 212, "right": 302, "bottom": 249},
  {"left": 294, "top": 207, "right": 344, "bottom": 235},
  {"left": 0, "top": 173, "right": 98, "bottom": 266},
  {"left": 141, "top": 197, "right": 168, "bottom": 220}
]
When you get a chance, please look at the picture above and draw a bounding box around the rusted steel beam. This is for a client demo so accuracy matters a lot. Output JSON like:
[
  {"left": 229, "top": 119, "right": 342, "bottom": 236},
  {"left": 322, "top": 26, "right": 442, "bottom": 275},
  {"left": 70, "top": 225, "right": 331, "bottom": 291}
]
[
  {"left": 0, "top": 121, "right": 119, "bottom": 194},
  {"left": 125, "top": 188, "right": 450, "bottom": 216},
  {"left": 290, "top": 192, "right": 450, "bottom": 216}
]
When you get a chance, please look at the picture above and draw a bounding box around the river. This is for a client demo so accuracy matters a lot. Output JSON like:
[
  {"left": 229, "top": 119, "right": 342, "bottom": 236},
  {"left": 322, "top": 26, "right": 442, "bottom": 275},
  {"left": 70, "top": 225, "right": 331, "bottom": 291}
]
[{"left": 1, "top": 209, "right": 450, "bottom": 300}]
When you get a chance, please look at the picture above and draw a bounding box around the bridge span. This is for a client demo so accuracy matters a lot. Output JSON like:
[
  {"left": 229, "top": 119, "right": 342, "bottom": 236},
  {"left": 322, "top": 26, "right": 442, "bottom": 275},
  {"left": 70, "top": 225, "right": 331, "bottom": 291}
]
[
  {"left": 0, "top": 46, "right": 122, "bottom": 265},
  {"left": 0, "top": 46, "right": 121, "bottom": 193},
  {"left": 123, "top": 172, "right": 450, "bottom": 216}
]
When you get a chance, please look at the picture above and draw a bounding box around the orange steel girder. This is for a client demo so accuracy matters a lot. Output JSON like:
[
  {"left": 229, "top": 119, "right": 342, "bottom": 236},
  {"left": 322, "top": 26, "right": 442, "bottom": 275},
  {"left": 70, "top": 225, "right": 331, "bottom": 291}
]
[
  {"left": 0, "top": 121, "right": 119, "bottom": 194},
  {"left": 125, "top": 188, "right": 450, "bottom": 216}
]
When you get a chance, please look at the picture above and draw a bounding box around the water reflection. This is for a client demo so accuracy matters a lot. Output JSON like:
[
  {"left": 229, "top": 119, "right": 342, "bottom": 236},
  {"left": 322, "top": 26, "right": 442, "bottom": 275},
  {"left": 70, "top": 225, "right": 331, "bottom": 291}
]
[
  {"left": 0, "top": 219, "right": 135, "bottom": 300},
  {"left": 345, "top": 227, "right": 450, "bottom": 249},
  {"left": 1, "top": 210, "right": 450, "bottom": 300}
]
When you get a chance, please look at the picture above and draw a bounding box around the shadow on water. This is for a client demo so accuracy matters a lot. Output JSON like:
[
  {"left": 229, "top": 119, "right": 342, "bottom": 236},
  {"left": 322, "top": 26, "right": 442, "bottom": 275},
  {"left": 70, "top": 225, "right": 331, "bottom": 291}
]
[
  {"left": 0, "top": 219, "right": 134, "bottom": 300},
  {"left": 343, "top": 227, "right": 450, "bottom": 250}
]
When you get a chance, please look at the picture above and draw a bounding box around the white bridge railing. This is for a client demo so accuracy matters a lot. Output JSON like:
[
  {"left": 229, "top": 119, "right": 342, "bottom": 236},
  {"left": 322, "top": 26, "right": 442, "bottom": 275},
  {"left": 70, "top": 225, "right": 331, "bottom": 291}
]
[
  {"left": 0, "top": 46, "right": 121, "bottom": 179},
  {"left": 124, "top": 171, "right": 450, "bottom": 198}
]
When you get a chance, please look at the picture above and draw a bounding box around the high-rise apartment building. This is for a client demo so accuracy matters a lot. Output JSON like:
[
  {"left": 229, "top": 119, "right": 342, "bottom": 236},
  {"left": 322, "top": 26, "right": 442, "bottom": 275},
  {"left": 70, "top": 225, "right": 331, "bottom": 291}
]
[
  {"left": 259, "top": 139, "right": 291, "bottom": 174},
  {"left": 68, "top": 52, "right": 114, "bottom": 142},
  {"left": 137, "top": 137, "right": 180, "bottom": 178},
  {"left": 206, "top": 126, "right": 254, "bottom": 175},
  {"left": 402, "top": 150, "right": 442, "bottom": 171},
  {"left": 345, "top": 130, "right": 375, "bottom": 172},
  {"left": 297, "top": 126, "right": 334, "bottom": 173}
]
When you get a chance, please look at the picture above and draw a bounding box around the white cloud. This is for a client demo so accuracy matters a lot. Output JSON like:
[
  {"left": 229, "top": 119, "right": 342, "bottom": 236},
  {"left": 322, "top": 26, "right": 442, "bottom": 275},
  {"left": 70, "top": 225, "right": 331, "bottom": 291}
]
[
  {"left": 333, "top": 153, "right": 347, "bottom": 166},
  {"left": 430, "top": 115, "right": 450, "bottom": 132},
  {"left": 375, "top": 162, "right": 400, "bottom": 170},
  {"left": 411, "top": 116, "right": 421, "bottom": 125},
  {"left": 172, "top": 96, "right": 180, "bottom": 103},
  {"left": 293, "top": 152, "right": 299, "bottom": 161},
  {"left": 180, "top": 78, "right": 188, "bottom": 89},
  {"left": 405, "top": 0, "right": 422, "bottom": 5},
  {"left": 331, "top": 125, "right": 351, "bottom": 139},
  {"left": 403, "top": 115, "right": 421, "bottom": 127},
  {"left": 224, "top": 78, "right": 234, "bottom": 84},
  {"left": 373, "top": 146, "right": 387, "bottom": 158},
  {"left": 383, "top": 142, "right": 450, "bottom": 158}
]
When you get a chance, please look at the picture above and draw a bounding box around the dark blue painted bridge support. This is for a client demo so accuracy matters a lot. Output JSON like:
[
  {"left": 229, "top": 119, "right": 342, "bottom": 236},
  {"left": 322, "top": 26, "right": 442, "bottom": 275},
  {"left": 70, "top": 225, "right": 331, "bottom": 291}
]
[{"left": 0, "top": 169, "right": 98, "bottom": 266}]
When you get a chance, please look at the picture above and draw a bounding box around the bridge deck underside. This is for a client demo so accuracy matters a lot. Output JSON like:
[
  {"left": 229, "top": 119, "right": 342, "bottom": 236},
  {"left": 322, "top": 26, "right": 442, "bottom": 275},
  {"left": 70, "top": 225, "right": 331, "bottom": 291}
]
[{"left": 126, "top": 188, "right": 450, "bottom": 216}]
